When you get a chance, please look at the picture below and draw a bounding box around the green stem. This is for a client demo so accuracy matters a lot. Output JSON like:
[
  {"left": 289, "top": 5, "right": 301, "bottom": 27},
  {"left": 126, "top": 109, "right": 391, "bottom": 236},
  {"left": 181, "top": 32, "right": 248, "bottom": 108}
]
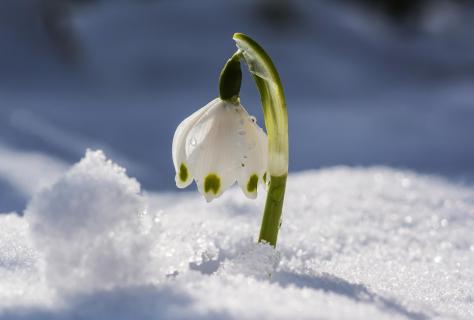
[{"left": 232, "top": 33, "right": 289, "bottom": 247}]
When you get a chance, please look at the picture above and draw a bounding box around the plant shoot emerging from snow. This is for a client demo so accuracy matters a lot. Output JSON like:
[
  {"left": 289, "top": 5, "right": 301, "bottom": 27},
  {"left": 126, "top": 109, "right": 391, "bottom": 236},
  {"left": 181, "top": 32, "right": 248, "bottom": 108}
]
[{"left": 172, "top": 33, "right": 288, "bottom": 247}]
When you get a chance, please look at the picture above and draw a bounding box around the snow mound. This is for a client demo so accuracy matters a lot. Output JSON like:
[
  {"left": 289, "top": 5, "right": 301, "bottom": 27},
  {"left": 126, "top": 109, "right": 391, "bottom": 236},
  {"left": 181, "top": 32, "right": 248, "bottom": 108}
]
[
  {"left": 0, "top": 151, "right": 473, "bottom": 319},
  {"left": 25, "top": 149, "right": 153, "bottom": 293}
]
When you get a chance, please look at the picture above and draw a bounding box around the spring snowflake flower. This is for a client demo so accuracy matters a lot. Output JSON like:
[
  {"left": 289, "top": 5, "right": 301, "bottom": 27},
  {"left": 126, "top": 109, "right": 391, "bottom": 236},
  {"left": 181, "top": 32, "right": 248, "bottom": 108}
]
[
  {"left": 172, "top": 97, "right": 268, "bottom": 202},
  {"left": 172, "top": 33, "right": 287, "bottom": 246}
]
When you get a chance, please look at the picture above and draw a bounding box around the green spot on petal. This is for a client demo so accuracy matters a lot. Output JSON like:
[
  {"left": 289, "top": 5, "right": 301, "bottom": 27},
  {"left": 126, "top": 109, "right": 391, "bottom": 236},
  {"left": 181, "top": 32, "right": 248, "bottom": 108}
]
[
  {"left": 204, "top": 174, "right": 221, "bottom": 194},
  {"left": 247, "top": 174, "right": 259, "bottom": 193},
  {"left": 179, "top": 163, "right": 188, "bottom": 182}
]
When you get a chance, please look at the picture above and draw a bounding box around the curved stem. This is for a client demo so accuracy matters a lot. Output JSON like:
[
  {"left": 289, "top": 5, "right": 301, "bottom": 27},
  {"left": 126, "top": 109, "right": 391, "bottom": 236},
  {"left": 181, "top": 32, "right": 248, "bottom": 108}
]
[{"left": 232, "top": 33, "right": 288, "bottom": 247}]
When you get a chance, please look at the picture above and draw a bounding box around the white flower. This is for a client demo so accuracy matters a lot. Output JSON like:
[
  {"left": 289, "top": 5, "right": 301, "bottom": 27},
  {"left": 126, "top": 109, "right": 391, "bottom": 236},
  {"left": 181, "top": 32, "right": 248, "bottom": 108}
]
[{"left": 172, "top": 98, "right": 268, "bottom": 202}]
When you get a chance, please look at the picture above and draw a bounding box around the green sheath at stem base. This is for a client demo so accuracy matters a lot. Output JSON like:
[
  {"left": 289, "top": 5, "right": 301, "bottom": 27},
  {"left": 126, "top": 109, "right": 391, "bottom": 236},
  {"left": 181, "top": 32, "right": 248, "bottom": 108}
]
[{"left": 258, "top": 174, "right": 287, "bottom": 246}]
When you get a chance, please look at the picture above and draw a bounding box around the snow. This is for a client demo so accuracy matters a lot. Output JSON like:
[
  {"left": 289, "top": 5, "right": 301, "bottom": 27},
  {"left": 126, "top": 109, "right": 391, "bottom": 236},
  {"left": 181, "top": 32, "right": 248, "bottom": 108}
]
[
  {"left": 1, "top": 150, "right": 473, "bottom": 319},
  {"left": 26, "top": 150, "right": 153, "bottom": 293}
]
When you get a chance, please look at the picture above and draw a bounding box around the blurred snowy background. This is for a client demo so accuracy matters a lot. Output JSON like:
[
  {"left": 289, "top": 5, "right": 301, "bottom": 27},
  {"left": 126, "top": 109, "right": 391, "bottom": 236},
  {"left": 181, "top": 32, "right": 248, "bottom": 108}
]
[{"left": 1, "top": 0, "right": 473, "bottom": 213}]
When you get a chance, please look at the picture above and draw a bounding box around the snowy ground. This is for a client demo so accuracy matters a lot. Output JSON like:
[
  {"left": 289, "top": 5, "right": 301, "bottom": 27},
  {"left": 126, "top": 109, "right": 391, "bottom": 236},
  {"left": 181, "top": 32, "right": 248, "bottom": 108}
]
[{"left": 0, "top": 150, "right": 473, "bottom": 319}]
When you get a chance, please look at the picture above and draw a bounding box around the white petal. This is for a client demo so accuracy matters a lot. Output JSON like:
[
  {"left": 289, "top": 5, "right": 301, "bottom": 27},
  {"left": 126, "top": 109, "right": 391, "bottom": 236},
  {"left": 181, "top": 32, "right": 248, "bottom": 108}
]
[
  {"left": 236, "top": 107, "right": 268, "bottom": 199},
  {"left": 172, "top": 99, "right": 218, "bottom": 188},
  {"left": 186, "top": 99, "right": 243, "bottom": 202}
]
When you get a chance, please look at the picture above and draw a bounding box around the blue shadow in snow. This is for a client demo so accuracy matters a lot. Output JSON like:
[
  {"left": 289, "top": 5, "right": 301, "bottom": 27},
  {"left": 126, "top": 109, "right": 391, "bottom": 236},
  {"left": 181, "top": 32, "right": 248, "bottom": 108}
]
[
  {"left": 0, "top": 285, "right": 229, "bottom": 320},
  {"left": 273, "top": 271, "right": 430, "bottom": 320}
]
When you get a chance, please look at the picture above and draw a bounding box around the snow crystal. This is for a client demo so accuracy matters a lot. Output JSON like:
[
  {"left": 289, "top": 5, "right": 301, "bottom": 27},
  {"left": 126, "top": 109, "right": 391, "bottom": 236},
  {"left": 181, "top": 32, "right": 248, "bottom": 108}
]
[
  {"left": 25, "top": 149, "right": 153, "bottom": 293},
  {"left": 217, "top": 242, "right": 280, "bottom": 280},
  {"left": 0, "top": 214, "right": 50, "bottom": 309}
]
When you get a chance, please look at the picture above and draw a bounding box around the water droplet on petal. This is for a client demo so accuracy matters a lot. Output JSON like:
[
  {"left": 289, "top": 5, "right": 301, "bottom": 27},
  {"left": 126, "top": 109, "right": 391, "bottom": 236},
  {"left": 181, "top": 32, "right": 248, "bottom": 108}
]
[
  {"left": 250, "top": 116, "right": 256, "bottom": 123},
  {"left": 190, "top": 137, "right": 197, "bottom": 147}
]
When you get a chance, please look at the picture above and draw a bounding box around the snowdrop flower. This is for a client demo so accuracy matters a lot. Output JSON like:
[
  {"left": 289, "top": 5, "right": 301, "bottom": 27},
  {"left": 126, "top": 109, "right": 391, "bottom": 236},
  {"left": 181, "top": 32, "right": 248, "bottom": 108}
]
[
  {"left": 172, "top": 33, "right": 288, "bottom": 247},
  {"left": 172, "top": 97, "right": 268, "bottom": 202}
]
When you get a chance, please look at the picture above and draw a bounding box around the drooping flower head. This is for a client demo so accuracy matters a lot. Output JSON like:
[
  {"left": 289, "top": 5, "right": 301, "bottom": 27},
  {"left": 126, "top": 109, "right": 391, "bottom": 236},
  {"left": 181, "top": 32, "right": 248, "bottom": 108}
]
[{"left": 172, "top": 97, "right": 267, "bottom": 202}]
